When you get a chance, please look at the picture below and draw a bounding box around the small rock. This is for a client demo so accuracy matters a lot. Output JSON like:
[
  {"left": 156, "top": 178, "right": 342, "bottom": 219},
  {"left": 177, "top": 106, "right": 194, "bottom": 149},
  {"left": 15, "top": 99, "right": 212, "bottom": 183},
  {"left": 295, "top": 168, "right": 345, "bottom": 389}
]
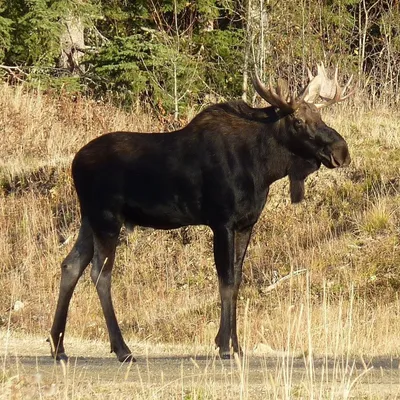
[{"left": 13, "top": 300, "right": 24, "bottom": 312}]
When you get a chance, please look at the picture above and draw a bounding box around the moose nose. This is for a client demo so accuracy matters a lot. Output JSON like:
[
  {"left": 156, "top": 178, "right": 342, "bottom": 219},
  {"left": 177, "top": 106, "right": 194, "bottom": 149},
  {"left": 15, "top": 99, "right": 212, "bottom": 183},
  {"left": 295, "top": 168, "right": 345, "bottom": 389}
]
[
  {"left": 331, "top": 140, "right": 351, "bottom": 167},
  {"left": 342, "top": 153, "right": 351, "bottom": 167}
]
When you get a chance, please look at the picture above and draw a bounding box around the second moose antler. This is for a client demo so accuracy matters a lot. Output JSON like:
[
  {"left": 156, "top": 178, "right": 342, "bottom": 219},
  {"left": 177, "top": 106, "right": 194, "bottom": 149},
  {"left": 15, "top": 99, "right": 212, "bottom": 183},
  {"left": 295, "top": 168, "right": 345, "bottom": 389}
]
[
  {"left": 252, "top": 62, "right": 354, "bottom": 113},
  {"left": 306, "top": 62, "right": 355, "bottom": 108}
]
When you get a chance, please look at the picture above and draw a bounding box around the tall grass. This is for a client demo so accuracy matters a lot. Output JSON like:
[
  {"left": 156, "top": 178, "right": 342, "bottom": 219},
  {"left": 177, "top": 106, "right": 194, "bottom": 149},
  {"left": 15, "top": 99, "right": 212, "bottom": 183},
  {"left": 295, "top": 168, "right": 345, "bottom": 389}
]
[
  {"left": 1, "top": 275, "right": 398, "bottom": 399},
  {"left": 0, "top": 83, "right": 400, "bottom": 398}
]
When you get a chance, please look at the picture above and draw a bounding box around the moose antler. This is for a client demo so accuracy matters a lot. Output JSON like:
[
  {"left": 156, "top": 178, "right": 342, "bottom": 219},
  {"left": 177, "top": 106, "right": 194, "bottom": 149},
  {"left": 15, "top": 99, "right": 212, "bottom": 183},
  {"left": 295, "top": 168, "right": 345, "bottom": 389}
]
[
  {"left": 252, "top": 73, "right": 305, "bottom": 114},
  {"left": 252, "top": 63, "right": 354, "bottom": 114},
  {"left": 305, "top": 63, "right": 355, "bottom": 108}
]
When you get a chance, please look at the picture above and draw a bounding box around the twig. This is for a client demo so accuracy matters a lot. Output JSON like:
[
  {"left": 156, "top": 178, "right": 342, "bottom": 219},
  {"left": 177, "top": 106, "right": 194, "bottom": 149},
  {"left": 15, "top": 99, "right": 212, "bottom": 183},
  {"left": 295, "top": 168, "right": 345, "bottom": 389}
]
[
  {"left": 0, "top": 65, "right": 29, "bottom": 79},
  {"left": 263, "top": 268, "right": 307, "bottom": 293},
  {"left": 91, "top": 26, "right": 110, "bottom": 44},
  {"left": 0, "top": 65, "right": 28, "bottom": 72}
]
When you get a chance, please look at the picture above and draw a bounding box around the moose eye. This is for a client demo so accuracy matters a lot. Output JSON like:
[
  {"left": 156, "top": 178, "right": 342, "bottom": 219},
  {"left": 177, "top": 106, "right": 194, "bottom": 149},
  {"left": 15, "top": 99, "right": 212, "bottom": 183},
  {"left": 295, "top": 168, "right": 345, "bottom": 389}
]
[{"left": 294, "top": 119, "right": 303, "bottom": 128}]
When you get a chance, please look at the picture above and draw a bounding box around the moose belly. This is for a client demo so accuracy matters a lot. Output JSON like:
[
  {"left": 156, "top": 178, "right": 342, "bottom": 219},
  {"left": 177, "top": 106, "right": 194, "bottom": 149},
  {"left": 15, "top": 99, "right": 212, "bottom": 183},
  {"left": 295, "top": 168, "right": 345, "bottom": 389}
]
[{"left": 122, "top": 199, "right": 203, "bottom": 230}]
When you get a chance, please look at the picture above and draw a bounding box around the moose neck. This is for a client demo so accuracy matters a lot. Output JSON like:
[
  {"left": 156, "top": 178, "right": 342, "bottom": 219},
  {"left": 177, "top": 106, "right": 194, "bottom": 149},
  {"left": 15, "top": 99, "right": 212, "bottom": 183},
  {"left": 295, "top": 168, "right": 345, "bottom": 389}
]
[
  {"left": 256, "top": 112, "right": 320, "bottom": 189},
  {"left": 273, "top": 113, "right": 300, "bottom": 153}
]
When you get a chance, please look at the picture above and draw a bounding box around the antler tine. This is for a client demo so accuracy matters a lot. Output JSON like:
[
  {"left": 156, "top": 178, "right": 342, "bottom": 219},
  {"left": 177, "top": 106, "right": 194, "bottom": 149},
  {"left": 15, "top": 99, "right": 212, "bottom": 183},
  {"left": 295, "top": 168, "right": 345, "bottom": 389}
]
[
  {"left": 277, "top": 77, "right": 296, "bottom": 105},
  {"left": 266, "top": 76, "right": 284, "bottom": 106},
  {"left": 332, "top": 67, "right": 343, "bottom": 101},
  {"left": 302, "top": 63, "right": 326, "bottom": 103},
  {"left": 275, "top": 80, "right": 283, "bottom": 98},
  {"left": 307, "top": 67, "right": 314, "bottom": 81},
  {"left": 317, "top": 62, "right": 325, "bottom": 77},
  {"left": 252, "top": 72, "right": 271, "bottom": 104},
  {"left": 314, "top": 65, "right": 355, "bottom": 109},
  {"left": 273, "top": 77, "right": 299, "bottom": 110},
  {"left": 268, "top": 76, "right": 276, "bottom": 96},
  {"left": 252, "top": 72, "right": 296, "bottom": 113}
]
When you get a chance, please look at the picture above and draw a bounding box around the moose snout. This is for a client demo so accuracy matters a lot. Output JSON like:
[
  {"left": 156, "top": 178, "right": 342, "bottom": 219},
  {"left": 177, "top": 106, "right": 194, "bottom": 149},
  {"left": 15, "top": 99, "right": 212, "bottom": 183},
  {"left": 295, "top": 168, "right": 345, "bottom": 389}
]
[
  {"left": 320, "top": 140, "right": 351, "bottom": 169},
  {"left": 330, "top": 140, "right": 351, "bottom": 168}
]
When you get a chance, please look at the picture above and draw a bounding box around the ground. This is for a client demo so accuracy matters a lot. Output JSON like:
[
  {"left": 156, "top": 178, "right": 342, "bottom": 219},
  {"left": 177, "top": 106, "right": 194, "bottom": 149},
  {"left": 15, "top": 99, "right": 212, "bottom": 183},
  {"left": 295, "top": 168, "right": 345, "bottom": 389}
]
[{"left": 2, "top": 332, "right": 400, "bottom": 399}]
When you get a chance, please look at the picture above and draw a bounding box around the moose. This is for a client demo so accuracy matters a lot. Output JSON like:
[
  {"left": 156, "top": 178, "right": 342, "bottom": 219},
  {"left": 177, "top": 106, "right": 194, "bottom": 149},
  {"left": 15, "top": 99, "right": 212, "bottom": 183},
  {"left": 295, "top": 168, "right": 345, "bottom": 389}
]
[{"left": 49, "top": 64, "right": 353, "bottom": 362}]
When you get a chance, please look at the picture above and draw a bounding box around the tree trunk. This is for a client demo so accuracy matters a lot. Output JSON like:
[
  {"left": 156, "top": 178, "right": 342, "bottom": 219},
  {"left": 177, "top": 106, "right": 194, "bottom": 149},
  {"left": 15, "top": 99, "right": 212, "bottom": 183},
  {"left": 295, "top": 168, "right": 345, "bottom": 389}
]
[{"left": 59, "top": 16, "right": 86, "bottom": 74}]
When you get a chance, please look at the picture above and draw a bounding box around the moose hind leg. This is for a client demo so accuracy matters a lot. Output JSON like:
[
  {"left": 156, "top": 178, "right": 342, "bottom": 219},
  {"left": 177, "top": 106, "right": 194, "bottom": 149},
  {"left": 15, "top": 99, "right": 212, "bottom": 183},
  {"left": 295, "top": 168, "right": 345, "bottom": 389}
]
[
  {"left": 50, "top": 217, "right": 94, "bottom": 360},
  {"left": 91, "top": 232, "right": 134, "bottom": 362}
]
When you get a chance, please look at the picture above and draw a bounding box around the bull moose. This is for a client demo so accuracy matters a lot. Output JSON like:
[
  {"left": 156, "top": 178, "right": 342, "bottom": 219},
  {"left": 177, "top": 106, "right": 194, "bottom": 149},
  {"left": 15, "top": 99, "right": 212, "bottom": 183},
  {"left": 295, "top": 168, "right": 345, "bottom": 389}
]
[{"left": 49, "top": 64, "right": 353, "bottom": 362}]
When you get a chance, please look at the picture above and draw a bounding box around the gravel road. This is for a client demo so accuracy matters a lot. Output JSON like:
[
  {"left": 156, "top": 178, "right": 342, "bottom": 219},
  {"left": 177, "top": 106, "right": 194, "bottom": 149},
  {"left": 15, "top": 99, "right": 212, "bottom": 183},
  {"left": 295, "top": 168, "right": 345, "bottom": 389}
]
[{"left": 2, "top": 334, "right": 400, "bottom": 398}]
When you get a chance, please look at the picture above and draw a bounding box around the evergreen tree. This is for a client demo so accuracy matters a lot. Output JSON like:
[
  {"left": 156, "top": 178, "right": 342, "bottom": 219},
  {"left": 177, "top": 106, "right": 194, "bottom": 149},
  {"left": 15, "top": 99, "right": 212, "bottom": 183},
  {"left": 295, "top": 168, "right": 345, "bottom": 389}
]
[{"left": 0, "top": 0, "right": 398, "bottom": 107}]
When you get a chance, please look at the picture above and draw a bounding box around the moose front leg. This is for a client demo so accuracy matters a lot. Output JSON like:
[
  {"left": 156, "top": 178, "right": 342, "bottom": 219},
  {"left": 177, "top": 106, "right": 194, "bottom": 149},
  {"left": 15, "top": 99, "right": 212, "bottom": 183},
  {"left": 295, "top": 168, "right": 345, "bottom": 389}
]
[
  {"left": 231, "top": 226, "right": 253, "bottom": 354},
  {"left": 213, "top": 225, "right": 253, "bottom": 358}
]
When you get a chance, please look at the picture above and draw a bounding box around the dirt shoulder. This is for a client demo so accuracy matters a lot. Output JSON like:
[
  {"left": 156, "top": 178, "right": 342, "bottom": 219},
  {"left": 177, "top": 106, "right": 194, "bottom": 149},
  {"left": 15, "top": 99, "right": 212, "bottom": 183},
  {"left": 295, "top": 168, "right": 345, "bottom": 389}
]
[{"left": 1, "top": 332, "right": 400, "bottom": 399}]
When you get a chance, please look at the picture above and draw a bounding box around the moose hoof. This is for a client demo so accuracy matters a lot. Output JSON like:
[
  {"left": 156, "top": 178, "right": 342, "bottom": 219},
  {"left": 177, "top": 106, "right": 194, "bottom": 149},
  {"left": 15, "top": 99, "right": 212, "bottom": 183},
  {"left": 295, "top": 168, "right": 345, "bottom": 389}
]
[
  {"left": 218, "top": 349, "right": 231, "bottom": 359},
  {"left": 233, "top": 346, "right": 244, "bottom": 357},
  {"left": 218, "top": 347, "right": 243, "bottom": 360},
  {"left": 53, "top": 352, "right": 69, "bottom": 362},
  {"left": 118, "top": 353, "right": 136, "bottom": 363}
]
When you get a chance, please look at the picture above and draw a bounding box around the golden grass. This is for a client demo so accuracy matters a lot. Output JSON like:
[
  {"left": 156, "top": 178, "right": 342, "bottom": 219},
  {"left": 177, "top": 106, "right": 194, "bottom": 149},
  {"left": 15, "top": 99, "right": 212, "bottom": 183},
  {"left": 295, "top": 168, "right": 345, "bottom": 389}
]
[
  {"left": 0, "top": 83, "right": 400, "bottom": 398},
  {"left": 2, "top": 283, "right": 400, "bottom": 399}
]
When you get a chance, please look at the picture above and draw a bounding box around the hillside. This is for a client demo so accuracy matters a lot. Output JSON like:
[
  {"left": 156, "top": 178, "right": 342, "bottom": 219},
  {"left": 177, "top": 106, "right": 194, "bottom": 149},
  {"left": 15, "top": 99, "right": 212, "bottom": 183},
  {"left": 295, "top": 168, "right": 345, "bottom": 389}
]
[{"left": 0, "top": 83, "right": 400, "bottom": 360}]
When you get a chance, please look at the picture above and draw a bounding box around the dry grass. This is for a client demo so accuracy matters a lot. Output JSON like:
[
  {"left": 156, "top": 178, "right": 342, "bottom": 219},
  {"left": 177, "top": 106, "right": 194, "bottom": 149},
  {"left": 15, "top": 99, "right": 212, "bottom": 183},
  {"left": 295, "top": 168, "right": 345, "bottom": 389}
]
[{"left": 0, "top": 83, "right": 400, "bottom": 398}]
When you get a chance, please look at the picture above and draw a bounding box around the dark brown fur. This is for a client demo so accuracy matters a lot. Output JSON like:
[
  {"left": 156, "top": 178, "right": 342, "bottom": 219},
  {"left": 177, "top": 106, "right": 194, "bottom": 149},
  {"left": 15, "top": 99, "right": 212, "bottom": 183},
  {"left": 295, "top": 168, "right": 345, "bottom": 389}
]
[{"left": 50, "top": 99, "right": 350, "bottom": 362}]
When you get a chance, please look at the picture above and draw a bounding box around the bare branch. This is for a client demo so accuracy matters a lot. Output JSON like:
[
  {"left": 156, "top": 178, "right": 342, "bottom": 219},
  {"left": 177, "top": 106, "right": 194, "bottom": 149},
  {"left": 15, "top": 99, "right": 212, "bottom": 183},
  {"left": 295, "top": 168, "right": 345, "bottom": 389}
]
[{"left": 263, "top": 269, "right": 307, "bottom": 294}]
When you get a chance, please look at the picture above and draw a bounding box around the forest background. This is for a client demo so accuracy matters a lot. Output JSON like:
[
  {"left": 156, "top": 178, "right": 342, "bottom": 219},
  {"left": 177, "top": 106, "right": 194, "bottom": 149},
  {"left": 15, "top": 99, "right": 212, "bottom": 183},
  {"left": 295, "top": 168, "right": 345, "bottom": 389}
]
[{"left": 0, "top": 0, "right": 399, "bottom": 118}]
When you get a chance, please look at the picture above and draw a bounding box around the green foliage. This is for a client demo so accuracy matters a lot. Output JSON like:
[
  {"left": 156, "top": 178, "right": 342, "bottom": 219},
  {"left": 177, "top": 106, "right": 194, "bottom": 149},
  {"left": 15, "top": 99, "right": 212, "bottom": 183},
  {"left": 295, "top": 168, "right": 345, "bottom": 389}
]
[
  {"left": 97, "top": 0, "right": 148, "bottom": 37},
  {"left": 194, "top": 29, "right": 245, "bottom": 98},
  {"left": 158, "top": 0, "right": 191, "bottom": 13},
  {"left": 85, "top": 34, "right": 150, "bottom": 98},
  {"left": 196, "top": 0, "right": 220, "bottom": 20},
  {"left": 33, "top": 73, "right": 82, "bottom": 93},
  {"left": 84, "top": 32, "right": 200, "bottom": 111},
  {"left": 0, "top": 12, "right": 12, "bottom": 61},
  {"left": 2, "top": 0, "right": 61, "bottom": 65},
  {"left": 0, "top": 0, "right": 399, "bottom": 109},
  {"left": 83, "top": 26, "right": 245, "bottom": 111},
  {"left": 0, "top": 0, "right": 97, "bottom": 66}
]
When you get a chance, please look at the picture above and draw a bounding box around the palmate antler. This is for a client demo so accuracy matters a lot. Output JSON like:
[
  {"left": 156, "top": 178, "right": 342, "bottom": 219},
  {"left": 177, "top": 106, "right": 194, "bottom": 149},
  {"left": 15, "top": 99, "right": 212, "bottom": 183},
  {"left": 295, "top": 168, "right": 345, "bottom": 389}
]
[
  {"left": 252, "top": 63, "right": 355, "bottom": 113},
  {"left": 305, "top": 62, "right": 355, "bottom": 108}
]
